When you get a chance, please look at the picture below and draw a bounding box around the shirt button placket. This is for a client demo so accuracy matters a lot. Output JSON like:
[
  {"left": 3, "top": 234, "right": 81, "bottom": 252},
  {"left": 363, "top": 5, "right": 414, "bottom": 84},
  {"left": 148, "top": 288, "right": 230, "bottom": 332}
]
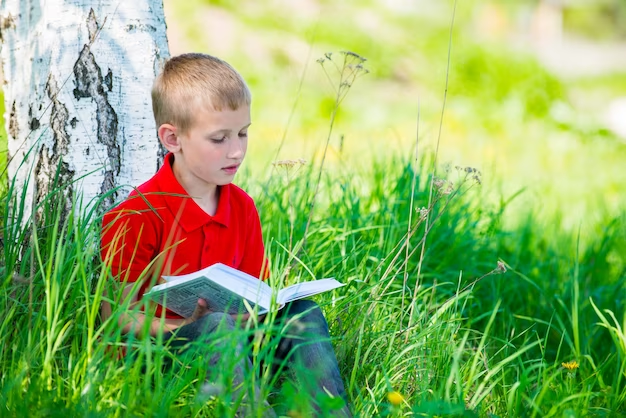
[{"left": 201, "top": 224, "right": 211, "bottom": 265}]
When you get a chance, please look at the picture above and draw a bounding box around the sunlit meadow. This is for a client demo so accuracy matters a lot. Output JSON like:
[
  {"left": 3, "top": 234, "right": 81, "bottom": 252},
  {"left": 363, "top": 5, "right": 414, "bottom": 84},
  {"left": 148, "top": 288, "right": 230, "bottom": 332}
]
[{"left": 1, "top": 0, "right": 625, "bottom": 416}]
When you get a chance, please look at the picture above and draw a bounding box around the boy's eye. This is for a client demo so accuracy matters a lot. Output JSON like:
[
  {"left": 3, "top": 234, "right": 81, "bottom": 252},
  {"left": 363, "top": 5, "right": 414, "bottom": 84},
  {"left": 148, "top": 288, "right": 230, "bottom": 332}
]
[
  {"left": 239, "top": 132, "right": 248, "bottom": 138},
  {"left": 210, "top": 137, "right": 226, "bottom": 143}
]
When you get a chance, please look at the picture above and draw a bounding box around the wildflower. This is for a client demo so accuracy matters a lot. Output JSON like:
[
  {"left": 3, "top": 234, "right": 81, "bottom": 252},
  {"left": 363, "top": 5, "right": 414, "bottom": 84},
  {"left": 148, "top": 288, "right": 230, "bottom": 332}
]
[
  {"left": 341, "top": 50, "right": 366, "bottom": 62},
  {"left": 562, "top": 361, "right": 579, "bottom": 371},
  {"left": 433, "top": 178, "right": 445, "bottom": 190},
  {"left": 496, "top": 261, "right": 507, "bottom": 273},
  {"left": 387, "top": 391, "right": 404, "bottom": 406},
  {"left": 272, "top": 159, "right": 306, "bottom": 169},
  {"left": 418, "top": 207, "right": 428, "bottom": 221}
]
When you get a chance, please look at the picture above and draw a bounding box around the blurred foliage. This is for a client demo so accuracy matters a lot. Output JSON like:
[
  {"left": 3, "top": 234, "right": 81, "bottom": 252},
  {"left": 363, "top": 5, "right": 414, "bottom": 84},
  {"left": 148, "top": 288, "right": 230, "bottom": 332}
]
[
  {"left": 449, "top": 45, "right": 565, "bottom": 119},
  {"left": 169, "top": 0, "right": 626, "bottom": 232},
  {"left": 563, "top": 0, "right": 626, "bottom": 40},
  {"left": 491, "top": 0, "right": 626, "bottom": 40}
]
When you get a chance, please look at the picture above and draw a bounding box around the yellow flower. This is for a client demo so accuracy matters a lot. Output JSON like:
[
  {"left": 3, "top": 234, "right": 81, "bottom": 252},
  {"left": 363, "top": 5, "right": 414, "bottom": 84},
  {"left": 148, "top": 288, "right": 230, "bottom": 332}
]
[
  {"left": 562, "top": 361, "right": 579, "bottom": 371},
  {"left": 387, "top": 391, "right": 404, "bottom": 406}
]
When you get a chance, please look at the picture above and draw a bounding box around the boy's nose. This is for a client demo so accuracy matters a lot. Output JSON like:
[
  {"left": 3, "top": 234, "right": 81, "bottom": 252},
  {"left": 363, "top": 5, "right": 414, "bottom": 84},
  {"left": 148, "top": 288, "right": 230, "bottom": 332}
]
[{"left": 228, "top": 139, "right": 245, "bottom": 159}]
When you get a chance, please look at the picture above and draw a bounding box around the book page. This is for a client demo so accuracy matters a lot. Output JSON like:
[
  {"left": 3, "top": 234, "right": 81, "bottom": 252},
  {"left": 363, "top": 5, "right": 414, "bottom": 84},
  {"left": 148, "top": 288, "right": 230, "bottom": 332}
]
[
  {"left": 211, "top": 264, "right": 264, "bottom": 287},
  {"left": 277, "top": 278, "right": 345, "bottom": 304},
  {"left": 203, "top": 265, "right": 272, "bottom": 307},
  {"left": 150, "top": 263, "right": 274, "bottom": 317},
  {"left": 147, "top": 277, "right": 262, "bottom": 317}
]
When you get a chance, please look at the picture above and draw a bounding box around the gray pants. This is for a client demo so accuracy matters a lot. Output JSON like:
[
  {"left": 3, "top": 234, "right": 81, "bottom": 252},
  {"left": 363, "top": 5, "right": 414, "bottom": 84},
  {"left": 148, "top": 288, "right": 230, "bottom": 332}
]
[{"left": 163, "top": 299, "right": 351, "bottom": 417}]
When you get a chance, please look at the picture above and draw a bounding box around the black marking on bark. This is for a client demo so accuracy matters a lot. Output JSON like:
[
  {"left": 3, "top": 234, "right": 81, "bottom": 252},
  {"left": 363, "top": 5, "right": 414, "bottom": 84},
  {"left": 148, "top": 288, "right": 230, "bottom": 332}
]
[
  {"left": 102, "top": 171, "right": 115, "bottom": 198},
  {"left": 8, "top": 101, "right": 18, "bottom": 139},
  {"left": 73, "top": 42, "right": 120, "bottom": 206},
  {"left": 34, "top": 148, "right": 74, "bottom": 228},
  {"left": 85, "top": 147, "right": 90, "bottom": 156},
  {"left": 29, "top": 118, "right": 40, "bottom": 131},
  {"left": 46, "top": 76, "right": 71, "bottom": 156},
  {"left": 0, "top": 13, "right": 16, "bottom": 42},
  {"left": 0, "top": 13, "right": 15, "bottom": 30},
  {"left": 35, "top": 75, "right": 76, "bottom": 222},
  {"left": 104, "top": 69, "right": 113, "bottom": 91},
  {"left": 125, "top": 23, "right": 157, "bottom": 33},
  {"left": 28, "top": 105, "right": 40, "bottom": 130},
  {"left": 70, "top": 117, "right": 78, "bottom": 128}
]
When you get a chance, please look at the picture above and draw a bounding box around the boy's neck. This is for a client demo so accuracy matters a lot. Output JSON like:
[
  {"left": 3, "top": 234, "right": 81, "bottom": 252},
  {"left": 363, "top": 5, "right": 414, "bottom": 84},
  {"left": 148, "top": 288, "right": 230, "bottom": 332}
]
[
  {"left": 171, "top": 159, "right": 220, "bottom": 216},
  {"left": 192, "top": 186, "right": 220, "bottom": 216}
]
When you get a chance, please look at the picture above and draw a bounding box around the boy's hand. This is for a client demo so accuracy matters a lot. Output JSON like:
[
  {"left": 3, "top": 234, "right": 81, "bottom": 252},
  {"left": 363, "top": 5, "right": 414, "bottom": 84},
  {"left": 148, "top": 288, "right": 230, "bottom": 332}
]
[{"left": 182, "top": 298, "right": 212, "bottom": 325}]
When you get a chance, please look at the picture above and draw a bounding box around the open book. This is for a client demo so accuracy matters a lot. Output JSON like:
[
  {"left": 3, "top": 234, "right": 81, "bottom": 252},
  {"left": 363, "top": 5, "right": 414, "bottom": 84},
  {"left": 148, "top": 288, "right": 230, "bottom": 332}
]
[{"left": 144, "top": 263, "right": 345, "bottom": 318}]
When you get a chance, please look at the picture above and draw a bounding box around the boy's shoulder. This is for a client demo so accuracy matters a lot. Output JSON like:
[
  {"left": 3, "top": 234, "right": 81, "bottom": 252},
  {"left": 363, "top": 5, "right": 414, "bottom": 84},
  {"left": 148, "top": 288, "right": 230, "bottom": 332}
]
[
  {"left": 103, "top": 172, "right": 165, "bottom": 218},
  {"left": 227, "top": 182, "right": 256, "bottom": 207}
]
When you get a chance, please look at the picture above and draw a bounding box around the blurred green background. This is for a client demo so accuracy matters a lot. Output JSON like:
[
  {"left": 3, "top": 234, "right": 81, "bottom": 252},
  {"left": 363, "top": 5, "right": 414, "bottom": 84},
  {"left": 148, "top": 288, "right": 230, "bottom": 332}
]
[{"left": 165, "top": 0, "right": 626, "bottom": 238}]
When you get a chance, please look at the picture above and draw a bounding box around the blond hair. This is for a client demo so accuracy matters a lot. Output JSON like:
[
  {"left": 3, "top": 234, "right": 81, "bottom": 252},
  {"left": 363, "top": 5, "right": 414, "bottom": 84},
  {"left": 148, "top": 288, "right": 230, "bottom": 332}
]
[{"left": 151, "top": 53, "right": 251, "bottom": 133}]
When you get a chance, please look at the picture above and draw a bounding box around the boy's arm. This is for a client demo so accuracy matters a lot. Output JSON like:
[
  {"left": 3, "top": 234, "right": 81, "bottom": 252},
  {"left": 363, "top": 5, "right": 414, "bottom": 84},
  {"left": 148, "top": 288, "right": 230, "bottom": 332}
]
[
  {"left": 102, "top": 280, "right": 189, "bottom": 337},
  {"left": 110, "top": 286, "right": 252, "bottom": 335},
  {"left": 101, "top": 207, "right": 189, "bottom": 337}
]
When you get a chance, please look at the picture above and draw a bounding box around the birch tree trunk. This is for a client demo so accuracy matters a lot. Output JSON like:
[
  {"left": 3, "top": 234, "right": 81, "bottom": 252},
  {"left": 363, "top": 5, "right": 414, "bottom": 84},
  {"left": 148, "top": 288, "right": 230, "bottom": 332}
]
[{"left": 0, "top": 0, "right": 170, "bottom": 218}]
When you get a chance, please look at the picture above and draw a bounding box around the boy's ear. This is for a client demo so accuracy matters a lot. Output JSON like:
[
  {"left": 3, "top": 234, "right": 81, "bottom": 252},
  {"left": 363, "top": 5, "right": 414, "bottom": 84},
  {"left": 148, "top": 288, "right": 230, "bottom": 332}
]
[{"left": 158, "top": 124, "right": 181, "bottom": 152}]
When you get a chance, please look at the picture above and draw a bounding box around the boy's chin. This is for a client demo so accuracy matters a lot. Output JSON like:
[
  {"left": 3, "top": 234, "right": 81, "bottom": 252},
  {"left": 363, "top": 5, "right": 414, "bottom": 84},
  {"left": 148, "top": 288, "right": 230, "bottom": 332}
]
[{"left": 216, "top": 177, "right": 236, "bottom": 186}]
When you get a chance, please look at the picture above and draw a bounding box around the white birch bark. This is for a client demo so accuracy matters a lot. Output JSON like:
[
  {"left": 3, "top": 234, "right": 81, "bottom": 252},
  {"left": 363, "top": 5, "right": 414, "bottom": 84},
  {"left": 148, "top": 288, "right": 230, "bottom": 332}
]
[{"left": 0, "top": 0, "right": 170, "bottom": 217}]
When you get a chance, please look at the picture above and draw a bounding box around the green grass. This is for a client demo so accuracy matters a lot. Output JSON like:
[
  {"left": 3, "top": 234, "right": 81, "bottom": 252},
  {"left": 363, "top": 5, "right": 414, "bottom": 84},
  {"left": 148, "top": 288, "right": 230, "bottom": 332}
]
[{"left": 0, "top": 146, "right": 624, "bottom": 415}]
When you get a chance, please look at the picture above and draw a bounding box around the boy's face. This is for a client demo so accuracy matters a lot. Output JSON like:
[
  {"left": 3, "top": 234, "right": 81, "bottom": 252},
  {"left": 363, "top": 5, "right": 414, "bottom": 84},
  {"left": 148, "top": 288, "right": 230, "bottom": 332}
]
[{"left": 170, "top": 105, "right": 251, "bottom": 191}]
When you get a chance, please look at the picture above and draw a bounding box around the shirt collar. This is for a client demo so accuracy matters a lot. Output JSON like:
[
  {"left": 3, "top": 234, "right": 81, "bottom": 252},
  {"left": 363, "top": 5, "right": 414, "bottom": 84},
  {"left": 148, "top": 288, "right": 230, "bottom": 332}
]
[{"left": 155, "top": 153, "right": 231, "bottom": 231}]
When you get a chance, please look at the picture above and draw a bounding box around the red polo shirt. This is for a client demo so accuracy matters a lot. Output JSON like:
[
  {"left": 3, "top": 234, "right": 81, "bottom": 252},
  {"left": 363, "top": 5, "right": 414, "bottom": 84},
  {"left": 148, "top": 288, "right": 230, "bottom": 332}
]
[{"left": 100, "top": 153, "right": 267, "bottom": 318}]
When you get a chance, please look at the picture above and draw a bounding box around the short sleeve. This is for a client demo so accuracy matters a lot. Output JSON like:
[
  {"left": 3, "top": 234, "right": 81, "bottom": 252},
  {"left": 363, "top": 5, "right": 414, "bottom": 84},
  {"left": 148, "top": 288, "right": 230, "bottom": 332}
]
[{"left": 101, "top": 206, "right": 158, "bottom": 284}]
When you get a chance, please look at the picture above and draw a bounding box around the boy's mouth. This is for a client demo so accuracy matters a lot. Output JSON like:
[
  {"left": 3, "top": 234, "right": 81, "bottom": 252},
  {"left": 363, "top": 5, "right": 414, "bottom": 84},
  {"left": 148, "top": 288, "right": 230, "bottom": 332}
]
[{"left": 222, "top": 164, "right": 240, "bottom": 174}]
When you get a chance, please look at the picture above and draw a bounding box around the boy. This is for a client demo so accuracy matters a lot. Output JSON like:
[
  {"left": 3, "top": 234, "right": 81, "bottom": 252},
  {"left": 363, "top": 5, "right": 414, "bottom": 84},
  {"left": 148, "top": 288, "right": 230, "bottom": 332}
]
[{"left": 100, "top": 53, "right": 350, "bottom": 416}]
